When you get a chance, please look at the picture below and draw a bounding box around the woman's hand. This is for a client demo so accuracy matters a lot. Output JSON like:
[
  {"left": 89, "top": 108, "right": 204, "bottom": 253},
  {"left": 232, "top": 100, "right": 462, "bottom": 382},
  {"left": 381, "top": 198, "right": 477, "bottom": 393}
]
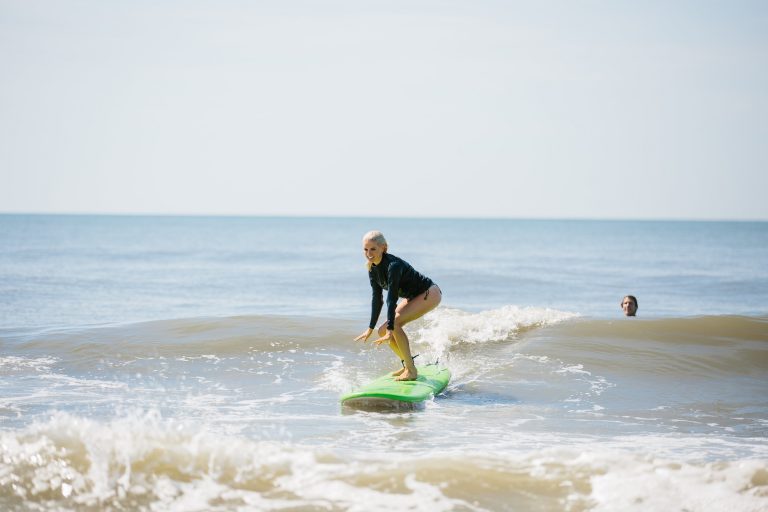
[
  {"left": 354, "top": 328, "right": 373, "bottom": 342},
  {"left": 372, "top": 330, "right": 394, "bottom": 347}
]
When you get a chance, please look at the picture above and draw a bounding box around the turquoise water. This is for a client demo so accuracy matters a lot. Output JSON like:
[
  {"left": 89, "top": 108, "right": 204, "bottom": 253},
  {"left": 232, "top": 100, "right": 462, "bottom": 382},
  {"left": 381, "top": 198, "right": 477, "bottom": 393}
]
[{"left": 1, "top": 214, "right": 767, "bottom": 511}]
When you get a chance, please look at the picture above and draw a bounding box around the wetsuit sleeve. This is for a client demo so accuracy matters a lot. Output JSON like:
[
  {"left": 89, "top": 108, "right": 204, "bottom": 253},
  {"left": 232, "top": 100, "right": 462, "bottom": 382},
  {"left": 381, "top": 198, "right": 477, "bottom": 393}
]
[
  {"left": 385, "top": 261, "right": 404, "bottom": 331},
  {"left": 369, "top": 272, "right": 383, "bottom": 329}
]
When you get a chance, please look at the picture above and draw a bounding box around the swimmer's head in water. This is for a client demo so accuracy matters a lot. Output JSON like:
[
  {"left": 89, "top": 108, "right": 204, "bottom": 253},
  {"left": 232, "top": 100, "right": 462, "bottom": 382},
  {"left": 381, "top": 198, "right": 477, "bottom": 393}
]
[{"left": 621, "top": 295, "right": 638, "bottom": 316}]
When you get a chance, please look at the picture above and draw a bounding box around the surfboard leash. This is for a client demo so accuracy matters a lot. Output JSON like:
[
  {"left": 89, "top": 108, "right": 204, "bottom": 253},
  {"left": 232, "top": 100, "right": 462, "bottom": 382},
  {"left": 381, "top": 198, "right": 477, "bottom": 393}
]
[{"left": 400, "top": 353, "right": 420, "bottom": 368}]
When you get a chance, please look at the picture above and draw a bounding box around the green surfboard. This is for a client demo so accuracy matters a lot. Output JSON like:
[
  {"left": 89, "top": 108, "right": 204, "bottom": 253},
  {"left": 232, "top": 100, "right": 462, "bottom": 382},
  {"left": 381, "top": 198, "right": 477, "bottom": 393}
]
[{"left": 341, "top": 364, "right": 451, "bottom": 410}]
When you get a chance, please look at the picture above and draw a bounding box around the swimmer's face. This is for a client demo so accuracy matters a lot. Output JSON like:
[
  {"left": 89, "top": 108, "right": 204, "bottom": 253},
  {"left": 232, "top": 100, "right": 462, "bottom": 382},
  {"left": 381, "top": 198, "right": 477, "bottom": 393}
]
[
  {"left": 621, "top": 297, "right": 638, "bottom": 316},
  {"left": 363, "top": 239, "right": 386, "bottom": 265}
]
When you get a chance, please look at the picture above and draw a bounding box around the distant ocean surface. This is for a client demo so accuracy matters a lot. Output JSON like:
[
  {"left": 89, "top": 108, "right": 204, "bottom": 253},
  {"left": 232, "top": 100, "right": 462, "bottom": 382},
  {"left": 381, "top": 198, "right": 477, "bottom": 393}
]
[{"left": 1, "top": 214, "right": 767, "bottom": 511}]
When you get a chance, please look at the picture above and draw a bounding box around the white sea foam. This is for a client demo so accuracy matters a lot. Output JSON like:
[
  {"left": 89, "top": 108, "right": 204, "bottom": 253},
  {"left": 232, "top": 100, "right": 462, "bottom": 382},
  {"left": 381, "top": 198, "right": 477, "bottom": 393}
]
[
  {"left": 412, "top": 305, "right": 578, "bottom": 355},
  {"left": 0, "top": 412, "right": 476, "bottom": 511},
  {"left": 2, "top": 413, "right": 765, "bottom": 512},
  {"left": 39, "top": 374, "right": 129, "bottom": 390},
  {"left": 0, "top": 356, "right": 57, "bottom": 373},
  {"left": 313, "top": 358, "right": 350, "bottom": 393},
  {"left": 585, "top": 452, "right": 768, "bottom": 512}
]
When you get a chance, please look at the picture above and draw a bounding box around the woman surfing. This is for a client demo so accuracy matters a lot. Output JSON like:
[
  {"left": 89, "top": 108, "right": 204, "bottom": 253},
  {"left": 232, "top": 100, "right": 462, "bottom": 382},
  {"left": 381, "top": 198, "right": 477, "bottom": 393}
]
[{"left": 354, "top": 231, "right": 442, "bottom": 381}]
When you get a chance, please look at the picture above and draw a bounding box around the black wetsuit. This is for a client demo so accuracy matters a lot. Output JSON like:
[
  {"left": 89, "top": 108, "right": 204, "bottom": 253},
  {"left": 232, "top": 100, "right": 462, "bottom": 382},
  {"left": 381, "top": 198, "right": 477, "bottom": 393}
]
[{"left": 368, "top": 253, "right": 434, "bottom": 331}]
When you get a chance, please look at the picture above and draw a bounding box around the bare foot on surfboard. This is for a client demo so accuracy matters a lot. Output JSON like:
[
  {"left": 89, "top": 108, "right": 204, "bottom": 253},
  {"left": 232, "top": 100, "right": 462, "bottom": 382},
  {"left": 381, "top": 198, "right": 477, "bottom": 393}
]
[
  {"left": 391, "top": 367, "right": 406, "bottom": 377},
  {"left": 395, "top": 369, "right": 417, "bottom": 381}
]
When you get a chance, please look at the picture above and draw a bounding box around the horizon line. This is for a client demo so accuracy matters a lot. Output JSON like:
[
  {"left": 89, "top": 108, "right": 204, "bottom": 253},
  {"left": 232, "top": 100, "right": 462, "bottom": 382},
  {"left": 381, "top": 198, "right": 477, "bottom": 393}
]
[{"left": 1, "top": 211, "right": 767, "bottom": 223}]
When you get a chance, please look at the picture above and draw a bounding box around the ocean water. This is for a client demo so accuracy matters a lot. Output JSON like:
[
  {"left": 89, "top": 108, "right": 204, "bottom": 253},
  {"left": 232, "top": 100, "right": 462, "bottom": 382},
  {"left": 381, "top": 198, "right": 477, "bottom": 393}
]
[{"left": 1, "top": 214, "right": 767, "bottom": 511}]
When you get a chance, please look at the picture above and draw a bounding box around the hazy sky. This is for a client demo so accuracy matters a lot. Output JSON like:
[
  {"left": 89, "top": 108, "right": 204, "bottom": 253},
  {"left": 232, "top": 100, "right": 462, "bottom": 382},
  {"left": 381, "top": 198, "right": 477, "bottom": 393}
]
[{"left": 1, "top": 1, "right": 766, "bottom": 220}]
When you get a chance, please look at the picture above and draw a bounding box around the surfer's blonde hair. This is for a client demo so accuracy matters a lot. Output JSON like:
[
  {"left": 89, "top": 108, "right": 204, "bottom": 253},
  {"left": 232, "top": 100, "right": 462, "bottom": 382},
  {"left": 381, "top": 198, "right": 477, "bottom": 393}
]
[{"left": 363, "top": 231, "right": 387, "bottom": 271}]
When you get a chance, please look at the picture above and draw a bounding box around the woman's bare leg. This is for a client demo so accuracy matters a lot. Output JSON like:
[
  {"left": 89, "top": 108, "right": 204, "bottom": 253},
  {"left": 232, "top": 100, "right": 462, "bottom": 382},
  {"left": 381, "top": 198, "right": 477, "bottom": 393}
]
[
  {"left": 378, "top": 317, "right": 407, "bottom": 375},
  {"left": 377, "top": 323, "right": 405, "bottom": 360},
  {"left": 377, "top": 285, "right": 442, "bottom": 379},
  {"left": 392, "top": 285, "right": 442, "bottom": 381}
]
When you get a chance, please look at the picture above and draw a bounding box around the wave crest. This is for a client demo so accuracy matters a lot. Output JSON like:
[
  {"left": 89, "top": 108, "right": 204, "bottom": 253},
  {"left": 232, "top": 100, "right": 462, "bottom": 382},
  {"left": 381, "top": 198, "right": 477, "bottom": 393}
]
[
  {"left": 413, "top": 305, "right": 579, "bottom": 354},
  {"left": 1, "top": 412, "right": 766, "bottom": 511}
]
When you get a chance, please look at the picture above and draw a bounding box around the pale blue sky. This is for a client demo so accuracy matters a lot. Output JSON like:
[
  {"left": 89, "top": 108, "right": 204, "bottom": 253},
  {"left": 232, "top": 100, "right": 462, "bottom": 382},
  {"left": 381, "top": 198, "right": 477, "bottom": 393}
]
[{"left": 1, "top": 1, "right": 766, "bottom": 220}]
